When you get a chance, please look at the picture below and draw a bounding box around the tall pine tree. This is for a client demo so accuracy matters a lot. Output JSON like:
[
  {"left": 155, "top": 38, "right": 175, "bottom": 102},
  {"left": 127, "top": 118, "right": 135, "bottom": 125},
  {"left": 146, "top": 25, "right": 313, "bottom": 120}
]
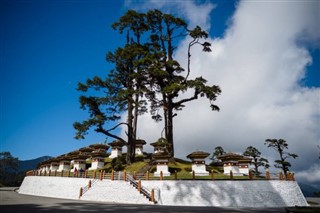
[
  {"left": 74, "top": 9, "right": 221, "bottom": 162},
  {"left": 144, "top": 10, "right": 221, "bottom": 157}
]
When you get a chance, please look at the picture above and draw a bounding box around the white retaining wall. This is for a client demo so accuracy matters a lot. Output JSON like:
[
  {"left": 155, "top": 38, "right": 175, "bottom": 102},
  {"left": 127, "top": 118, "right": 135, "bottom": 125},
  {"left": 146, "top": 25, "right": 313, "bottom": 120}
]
[
  {"left": 141, "top": 180, "right": 308, "bottom": 207},
  {"left": 18, "top": 176, "right": 308, "bottom": 207},
  {"left": 18, "top": 176, "right": 89, "bottom": 199},
  {"left": 80, "top": 180, "right": 152, "bottom": 204}
]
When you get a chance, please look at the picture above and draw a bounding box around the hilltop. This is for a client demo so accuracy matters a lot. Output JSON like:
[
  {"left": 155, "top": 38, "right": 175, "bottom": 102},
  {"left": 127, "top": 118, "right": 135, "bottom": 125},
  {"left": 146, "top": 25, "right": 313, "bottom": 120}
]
[{"left": 18, "top": 156, "right": 52, "bottom": 172}]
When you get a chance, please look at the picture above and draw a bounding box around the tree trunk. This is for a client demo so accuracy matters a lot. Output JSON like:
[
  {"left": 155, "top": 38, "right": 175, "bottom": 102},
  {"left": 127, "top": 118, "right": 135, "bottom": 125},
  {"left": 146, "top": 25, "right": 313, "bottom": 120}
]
[
  {"left": 126, "top": 98, "right": 134, "bottom": 165},
  {"left": 167, "top": 97, "right": 174, "bottom": 158},
  {"left": 278, "top": 145, "right": 287, "bottom": 178},
  {"left": 254, "top": 158, "right": 259, "bottom": 174},
  {"left": 131, "top": 94, "right": 140, "bottom": 163}
]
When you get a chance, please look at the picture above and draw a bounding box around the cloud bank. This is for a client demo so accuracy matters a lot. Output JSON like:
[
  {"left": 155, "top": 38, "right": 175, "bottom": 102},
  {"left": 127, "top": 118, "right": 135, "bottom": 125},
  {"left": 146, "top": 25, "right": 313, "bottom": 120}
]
[{"left": 124, "top": 0, "right": 320, "bottom": 186}]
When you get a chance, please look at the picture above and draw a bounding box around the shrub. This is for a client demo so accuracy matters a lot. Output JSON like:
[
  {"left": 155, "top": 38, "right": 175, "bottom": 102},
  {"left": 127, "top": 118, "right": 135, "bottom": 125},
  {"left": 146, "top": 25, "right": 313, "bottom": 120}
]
[
  {"left": 184, "top": 167, "right": 192, "bottom": 172},
  {"left": 135, "top": 155, "right": 145, "bottom": 162},
  {"left": 111, "top": 156, "right": 126, "bottom": 171},
  {"left": 169, "top": 167, "right": 182, "bottom": 173}
]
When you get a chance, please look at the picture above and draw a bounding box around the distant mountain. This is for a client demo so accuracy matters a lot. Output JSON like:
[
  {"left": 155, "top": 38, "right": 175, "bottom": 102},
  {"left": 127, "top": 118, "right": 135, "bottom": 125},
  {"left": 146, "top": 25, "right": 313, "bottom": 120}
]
[
  {"left": 298, "top": 182, "right": 320, "bottom": 197},
  {"left": 18, "top": 156, "right": 52, "bottom": 172}
]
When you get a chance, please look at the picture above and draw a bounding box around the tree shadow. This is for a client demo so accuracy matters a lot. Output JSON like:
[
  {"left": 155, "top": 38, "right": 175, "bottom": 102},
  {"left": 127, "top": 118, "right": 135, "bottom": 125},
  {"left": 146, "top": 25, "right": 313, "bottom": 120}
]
[
  {"left": 0, "top": 202, "right": 287, "bottom": 213},
  {"left": 159, "top": 180, "right": 299, "bottom": 207}
]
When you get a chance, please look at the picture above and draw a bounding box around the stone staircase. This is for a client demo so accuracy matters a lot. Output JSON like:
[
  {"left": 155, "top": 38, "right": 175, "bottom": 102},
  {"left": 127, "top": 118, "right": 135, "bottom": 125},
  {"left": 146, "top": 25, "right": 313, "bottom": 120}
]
[{"left": 80, "top": 180, "right": 153, "bottom": 205}]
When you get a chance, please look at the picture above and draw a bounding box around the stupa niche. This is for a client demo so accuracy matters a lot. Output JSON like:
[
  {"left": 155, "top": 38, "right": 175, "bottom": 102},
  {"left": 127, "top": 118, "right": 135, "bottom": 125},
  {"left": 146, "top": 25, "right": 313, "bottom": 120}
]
[
  {"left": 56, "top": 155, "right": 71, "bottom": 172},
  {"left": 217, "top": 152, "right": 252, "bottom": 176},
  {"left": 39, "top": 159, "right": 51, "bottom": 174},
  {"left": 70, "top": 155, "right": 87, "bottom": 172},
  {"left": 49, "top": 159, "right": 59, "bottom": 172},
  {"left": 108, "top": 140, "right": 126, "bottom": 159},
  {"left": 152, "top": 152, "right": 171, "bottom": 177},
  {"left": 135, "top": 139, "right": 146, "bottom": 155},
  {"left": 150, "top": 138, "right": 167, "bottom": 154},
  {"left": 88, "top": 144, "right": 109, "bottom": 170},
  {"left": 186, "top": 151, "right": 210, "bottom": 176}
]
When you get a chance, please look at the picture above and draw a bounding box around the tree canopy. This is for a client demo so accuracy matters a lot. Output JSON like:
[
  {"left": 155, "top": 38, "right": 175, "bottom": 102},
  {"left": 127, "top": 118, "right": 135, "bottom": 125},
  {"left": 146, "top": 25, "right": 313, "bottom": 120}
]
[
  {"left": 0, "top": 152, "right": 23, "bottom": 186},
  {"left": 243, "top": 146, "right": 269, "bottom": 175},
  {"left": 264, "top": 139, "right": 298, "bottom": 178},
  {"left": 74, "top": 9, "right": 221, "bottom": 163},
  {"left": 210, "top": 146, "right": 226, "bottom": 163}
]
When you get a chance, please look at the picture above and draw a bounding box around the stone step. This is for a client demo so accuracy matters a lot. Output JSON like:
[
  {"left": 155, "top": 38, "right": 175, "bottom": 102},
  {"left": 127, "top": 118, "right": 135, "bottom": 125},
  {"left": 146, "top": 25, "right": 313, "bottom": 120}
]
[{"left": 80, "top": 180, "right": 153, "bottom": 205}]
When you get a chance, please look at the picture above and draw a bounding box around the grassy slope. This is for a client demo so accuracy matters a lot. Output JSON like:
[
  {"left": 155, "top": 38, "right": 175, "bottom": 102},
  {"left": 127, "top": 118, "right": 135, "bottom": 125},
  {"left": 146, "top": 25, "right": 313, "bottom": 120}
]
[{"left": 98, "top": 156, "right": 264, "bottom": 180}]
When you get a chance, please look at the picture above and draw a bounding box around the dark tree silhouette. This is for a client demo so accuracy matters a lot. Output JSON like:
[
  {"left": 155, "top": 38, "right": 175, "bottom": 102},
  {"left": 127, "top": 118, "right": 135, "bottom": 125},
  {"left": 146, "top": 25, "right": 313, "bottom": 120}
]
[
  {"left": 74, "top": 9, "right": 221, "bottom": 162},
  {"left": 210, "top": 146, "right": 226, "bottom": 162},
  {"left": 243, "top": 146, "right": 269, "bottom": 175},
  {"left": 264, "top": 139, "right": 298, "bottom": 178}
]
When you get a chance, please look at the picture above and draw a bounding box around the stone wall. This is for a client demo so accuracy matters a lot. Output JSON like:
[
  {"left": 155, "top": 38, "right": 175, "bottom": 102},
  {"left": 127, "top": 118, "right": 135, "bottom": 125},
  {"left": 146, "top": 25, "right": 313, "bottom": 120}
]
[
  {"left": 80, "top": 180, "right": 152, "bottom": 204},
  {"left": 18, "top": 176, "right": 308, "bottom": 207},
  {"left": 141, "top": 180, "right": 308, "bottom": 207},
  {"left": 18, "top": 176, "right": 89, "bottom": 199}
]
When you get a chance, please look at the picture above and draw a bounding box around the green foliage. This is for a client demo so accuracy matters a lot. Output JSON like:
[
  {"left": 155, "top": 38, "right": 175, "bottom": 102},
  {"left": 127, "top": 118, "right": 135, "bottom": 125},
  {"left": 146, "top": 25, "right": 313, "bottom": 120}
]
[
  {"left": 243, "top": 146, "right": 269, "bottom": 175},
  {"left": 169, "top": 167, "right": 182, "bottom": 173},
  {"left": 210, "top": 146, "right": 226, "bottom": 162},
  {"left": 149, "top": 166, "right": 156, "bottom": 173},
  {"left": 265, "top": 139, "right": 298, "bottom": 177},
  {"left": 134, "top": 155, "right": 145, "bottom": 162},
  {"left": 111, "top": 156, "right": 126, "bottom": 171},
  {"left": 0, "top": 152, "right": 24, "bottom": 186},
  {"left": 74, "top": 9, "right": 221, "bottom": 161}
]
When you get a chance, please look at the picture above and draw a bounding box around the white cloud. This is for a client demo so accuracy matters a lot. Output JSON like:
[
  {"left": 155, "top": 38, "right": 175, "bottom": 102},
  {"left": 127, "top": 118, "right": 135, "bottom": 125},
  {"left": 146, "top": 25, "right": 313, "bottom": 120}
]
[
  {"left": 123, "top": 0, "right": 320, "bottom": 185},
  {"left": 124, "top": 0, "right": 215, "bottom": 30},
  {"left": 295, "top": 164, "right": 320, "bottom": 186}
]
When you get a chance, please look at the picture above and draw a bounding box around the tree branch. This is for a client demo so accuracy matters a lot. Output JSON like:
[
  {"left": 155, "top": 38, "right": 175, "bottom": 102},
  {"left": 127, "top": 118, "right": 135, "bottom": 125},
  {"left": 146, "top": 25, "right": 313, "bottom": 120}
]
[
  {"left": 173, "top": 92, "right": 198, "bottom": 108},
  {"left": 106, "top": 122, "right": 129, "bottom": 132},
  {"left": 96, "top": 123, "right": 127, "bottom": 144}
]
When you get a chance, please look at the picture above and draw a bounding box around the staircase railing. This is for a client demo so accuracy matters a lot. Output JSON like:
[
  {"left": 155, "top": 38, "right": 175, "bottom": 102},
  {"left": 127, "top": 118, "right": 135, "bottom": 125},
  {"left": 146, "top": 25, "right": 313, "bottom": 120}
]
[
  {"left": 79, "top": 178, "right": 99, "bottom": 198},
  {"left": 126, "top": 173, "right": 156, "bottom": 204}
]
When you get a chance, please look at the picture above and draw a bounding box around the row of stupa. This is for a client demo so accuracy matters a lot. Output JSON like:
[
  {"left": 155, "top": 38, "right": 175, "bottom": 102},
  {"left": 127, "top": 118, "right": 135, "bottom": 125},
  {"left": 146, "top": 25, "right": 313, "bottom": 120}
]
[
  {"left": 38, "top": 139, "right": 251, "bottom": 177},
  {"left": 37, "top": 140, "right": 146, "bottom": 173}
]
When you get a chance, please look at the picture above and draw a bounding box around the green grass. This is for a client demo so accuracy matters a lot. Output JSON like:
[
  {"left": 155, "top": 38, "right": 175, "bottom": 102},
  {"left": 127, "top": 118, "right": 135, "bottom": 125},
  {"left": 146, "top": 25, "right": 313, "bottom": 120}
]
[
  {"left": 79, "top": 156, "right": 266, "bottom": 181},
  {"left": 125, "top": 161, "right": 148, "bottom": 172}
]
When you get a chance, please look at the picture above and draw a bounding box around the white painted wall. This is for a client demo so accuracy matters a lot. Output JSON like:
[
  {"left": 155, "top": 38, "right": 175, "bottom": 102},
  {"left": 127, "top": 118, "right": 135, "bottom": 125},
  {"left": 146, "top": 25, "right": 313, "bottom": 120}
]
[
  {"left": 239, "top": 167, "right": 249, "bottom": 175},
  {"left": 72, "top": 163, "right": 86, "bottom": 172},
  {"left": 224, "top": 165, "right": 242, "bottom": 176},
  {"left": 50, "top": 164, "right": 59, "bottom": 171},
  {"left": 89, "top": 158, "right": 104, "bottom": 170},
  {"left": 154, "top": 165, "right": 170, "bottom": 177},
  {"left": 18, "top": 176, "right": 89, "bottom": 199},
  {"left": 141, "top": 180, "right": 308, "bottom": 207},
  {"left": 109, "top": 148, "right": 122, "bottom": 159},
  {"left": 57, "top": 162, "right": 70, "bottom": 172},
  {"left": 191, "top": 164, "right": 209, "bottom": 176},
  {"left": 135, "top": 147, "right": 144, "bottom": 155},
  {"left": 81, "top": 180, "right": 152, "bottom": 204},
  {"left": 18, "top": 176, "right": 308, "bottom": 207}
]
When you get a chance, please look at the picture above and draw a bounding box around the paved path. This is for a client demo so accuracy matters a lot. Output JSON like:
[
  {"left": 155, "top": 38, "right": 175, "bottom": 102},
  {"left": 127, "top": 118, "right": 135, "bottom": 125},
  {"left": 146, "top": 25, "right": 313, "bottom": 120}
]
[{"left": 0, "top": 187, "right": 287, "bottom": 213}]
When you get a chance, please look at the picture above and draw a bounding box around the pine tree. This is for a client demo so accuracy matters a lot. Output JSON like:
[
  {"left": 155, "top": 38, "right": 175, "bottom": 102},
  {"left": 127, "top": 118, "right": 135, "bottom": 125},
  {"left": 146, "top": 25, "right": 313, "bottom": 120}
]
[
  {"left": 264, "top": 139, "right": 298, "bottom": 178},
  {"left": 74, "top": 9, "right": 221, "bottom": 162},
  {"left": 210, "top": 146, "right": 226, "bottom": 162},
  {"left": 243, "top": 146, "right": 269, "bottom": 175},
  {"left": 74, "top": 10, "right": 148, "bottom": 164},
  {"left": 144, "top": 10, "right": 221, "bottom": 157}
]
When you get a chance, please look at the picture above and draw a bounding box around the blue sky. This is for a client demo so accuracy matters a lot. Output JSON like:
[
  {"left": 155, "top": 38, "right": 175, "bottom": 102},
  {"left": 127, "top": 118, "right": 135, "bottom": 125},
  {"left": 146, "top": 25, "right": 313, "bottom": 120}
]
[
  {"left": 0, "top": 0, "right": 237, "bottom": 160},
  {"left": 1, "top": 0, "right": 319, "bottom": 187},
  {"left": 1, "top": 0, "right": 125, "bottom": 159}
]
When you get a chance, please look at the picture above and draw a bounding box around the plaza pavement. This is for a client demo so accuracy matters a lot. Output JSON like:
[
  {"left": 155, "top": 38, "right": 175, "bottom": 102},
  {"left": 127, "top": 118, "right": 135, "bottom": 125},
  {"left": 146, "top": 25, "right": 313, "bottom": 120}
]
[{"left": 0, "top": 187, "right": 288, "bottom": 213}]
